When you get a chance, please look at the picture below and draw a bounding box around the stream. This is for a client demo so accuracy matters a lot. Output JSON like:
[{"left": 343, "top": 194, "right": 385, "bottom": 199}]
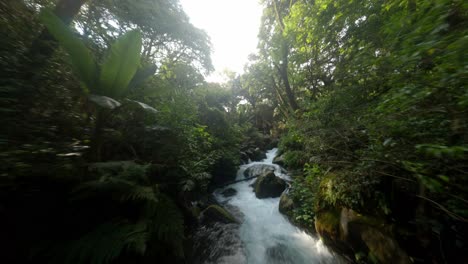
[{"left": 196, "top": 148, "right": 338, "bottom": 264}]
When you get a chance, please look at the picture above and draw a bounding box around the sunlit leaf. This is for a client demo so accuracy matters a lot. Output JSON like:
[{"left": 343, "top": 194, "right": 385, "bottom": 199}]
[
  {"left": 39, "top": 9, "right": 97, "bottom": 92},
  {"left": 99, "top": 30, "right": 142, "bottom": 98}
]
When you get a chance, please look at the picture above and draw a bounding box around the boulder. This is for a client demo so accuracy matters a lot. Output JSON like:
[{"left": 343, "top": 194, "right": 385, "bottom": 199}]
[
  {"left": 315, "top": 208, "right": 411, "bottom": 264},
  {"left": 279, "top": 192, "right": 295, "bottom": 217},
  {"left": 200, "top": 205, "right": 240, "bottom": 225},
  {"left": 272, "top": 154, "right": 285, "bottom": 167},
  {"left": 221, "top": 188, "right": 237, "bottom": 198},
  {"left": 240, "top": 152, "right": 250, "bottom": 164},
  {"left": 253, "top": 171, "right": 286, "bottom": 199},
  {"left": 243, "top": 164, "right": 276, "bottom": 178},
  {"left": 248, "top": 147, "right": 267, "bottom": 161}
]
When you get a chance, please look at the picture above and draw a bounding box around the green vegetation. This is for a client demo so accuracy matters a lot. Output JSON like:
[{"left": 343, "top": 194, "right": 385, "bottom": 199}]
[
  {"left": 1, "top": 0, "right": 467, "bottom": 263},
  {"left": 0, "top": 1, "right": 258, "bottom": 263},
  {"left": 246, "top": 0, "right": 467, "bottom": 262}
]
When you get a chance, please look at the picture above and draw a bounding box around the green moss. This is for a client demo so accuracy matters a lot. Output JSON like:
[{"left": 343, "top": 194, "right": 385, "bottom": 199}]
[
  {"left": 316, "top": 209, "right": 341, "bottom": 234},
  {"left": 315, "top": 209, "right": 340, "bottom": 239},
  {"left": 203, "top": 205, "right": 239, "bottom": 224},
  {"left": 283, "top": 150, "right": 309, "bottom": 168}
]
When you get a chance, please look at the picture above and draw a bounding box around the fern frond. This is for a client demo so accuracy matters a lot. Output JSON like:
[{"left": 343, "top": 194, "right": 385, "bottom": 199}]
[
  {"left": 45, "top": 219, "right": 149, "bottom": 264},
  {"left": 120, "top": 185, "right": 158, "bottom": 203},
  {"left": 150, "top": 194, "right": 185, "bottom": 257}
]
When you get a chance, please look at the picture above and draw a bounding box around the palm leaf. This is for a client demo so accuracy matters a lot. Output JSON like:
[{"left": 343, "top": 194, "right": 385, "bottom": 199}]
[
  {"left": 39, "top": 9, "right": 97, "bottom": 92},
  {"left": 99, "top": 30, "right": 142, "bottom": 98}
]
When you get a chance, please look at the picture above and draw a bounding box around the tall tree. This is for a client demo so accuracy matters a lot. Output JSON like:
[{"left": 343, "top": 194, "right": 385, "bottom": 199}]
[{"left": 258, "top": 0, "right": 299, "bottom": 111}]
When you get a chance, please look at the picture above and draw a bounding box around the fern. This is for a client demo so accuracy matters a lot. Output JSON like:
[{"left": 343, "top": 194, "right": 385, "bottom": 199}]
[
  {"left": 72, "top": 163, "right": 157, "bottom": 203},
  {"left": 150, "top": 194, "right": 185, "bottom": 257},
  {"left": 54, "top": 162, "right": 186, "bottom": 262},
  {"left": 46, "top": 219, "right": 149, "bottom": 264}
]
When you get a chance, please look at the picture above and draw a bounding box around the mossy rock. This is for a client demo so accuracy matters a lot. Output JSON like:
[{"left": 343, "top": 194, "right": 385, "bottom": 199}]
[
  {"left": 279, "top": 192, "right": 295, "bottom": 216},
  {"left": 315, "top": 209, "right": 342, "bottom": 244},
  {"left": 315, "top": 208, "right": 410, "bottom": 264},
  {"left": 200, "top": 205, "right": 240, "bottom": 225},
  {"left": 273, "top": 154, "right": 285, "bottom": 166}
]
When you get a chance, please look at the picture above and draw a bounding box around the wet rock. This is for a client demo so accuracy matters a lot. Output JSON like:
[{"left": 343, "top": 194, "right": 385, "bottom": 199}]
[
  {"left": 246, "top": 147, "right": 267, "bottom": 161},
  {"left": 315, "top": 209, "right": 349, "bottom": 256},
  {"left": 240, "top": 151, "right": 250, "bottom": 164},
  {"left": 224, "top": 204, "right": 245, "bottom": 222},
  {"left": 279, "top": 192, "right": 295, "bottom": 217},
  {"left": 221, "top": 188, "right": 237, "bottom": 198},
  {"left": 273, "top": 154, "right": 285, "bottom": 167},
  {"left": 200, "top": 205, "right": 240, "bottom": 225},
  {"left": 253, "top": 171, "right": 286, "bottom": 199},
  {"left": 315, "top": 208, "right": 411, "bottom": 264},
  {"left": 244, "top": 164, "right": 276, "bottom": 178},
  {"left": 192, "top": 222, "right": 246, "bottom": 264},
  {"left": 360, "top": 225, "right": 410, "bottom": 264}
]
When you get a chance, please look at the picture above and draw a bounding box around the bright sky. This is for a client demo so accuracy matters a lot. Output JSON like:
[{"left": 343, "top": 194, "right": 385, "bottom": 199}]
[{"left": 179, "top": 0, "right": 263, "bottom": 83}]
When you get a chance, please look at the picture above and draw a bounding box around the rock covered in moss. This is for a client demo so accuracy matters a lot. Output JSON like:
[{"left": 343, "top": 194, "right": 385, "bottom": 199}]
[
  {"left": 200, "top": 205, "right": 240, "bottom": 225},
  {"left": 273, "top": 154, "right": 285, "bottom": 167},
  {"left": 279, "top": 192, "right": 295, "bottom": 216},
  {"left": 253, "top": 171, "right": 286, "bottom": 199},
  {"left": 315, "top": 208, "right": 411, "bottom": 264}
]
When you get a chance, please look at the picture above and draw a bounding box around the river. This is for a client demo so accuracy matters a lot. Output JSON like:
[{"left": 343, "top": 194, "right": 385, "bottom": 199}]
[{"left": 206, "top": 148, "right": 337, "bottom": 264}]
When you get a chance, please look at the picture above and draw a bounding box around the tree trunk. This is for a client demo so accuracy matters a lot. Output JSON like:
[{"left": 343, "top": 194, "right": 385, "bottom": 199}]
[
  {"left": 271, "top": 0, "right": 299, "bottom": 111},
  {"left": 275, "top": 44, "right": 299, "bottom": 111}
]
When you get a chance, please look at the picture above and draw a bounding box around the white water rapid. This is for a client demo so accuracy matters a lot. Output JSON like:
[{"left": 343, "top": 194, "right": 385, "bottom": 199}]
[{"left": 213, "top": 148, "right": 337, "bottom": 264}]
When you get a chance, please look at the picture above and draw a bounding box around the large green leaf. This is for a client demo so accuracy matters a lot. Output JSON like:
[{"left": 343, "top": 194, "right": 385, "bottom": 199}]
[
  {"left": 39, "top": 9, "right": 97, "bottom": 92},
  {"left": 99, "top": 30, "right": 142, "bottom": 98}
]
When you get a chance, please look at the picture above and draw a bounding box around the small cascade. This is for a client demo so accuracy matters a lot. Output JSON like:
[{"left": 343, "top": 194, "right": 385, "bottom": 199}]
[{"left": 206, "top": 148, "right": 337, "bottom": 264}]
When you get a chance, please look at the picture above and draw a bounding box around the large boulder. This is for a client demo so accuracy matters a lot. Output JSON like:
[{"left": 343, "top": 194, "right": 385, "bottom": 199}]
[
  {"left": 200, "top": 205, "right": 240, "bottom": 225},
  {"left": 252, "top": 171, "right": 286, "bottom": 199},
  {"left": 315, "top": 208, "right": 411, "bottom": 264},
  {"left": 243, "top": 164, "right": 276, "bottom": 178}
]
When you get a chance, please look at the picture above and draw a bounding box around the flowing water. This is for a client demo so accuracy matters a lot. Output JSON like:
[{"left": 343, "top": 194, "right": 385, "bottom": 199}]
[{"left": 209, "top": 148, "right": 337, "bottom": 264}]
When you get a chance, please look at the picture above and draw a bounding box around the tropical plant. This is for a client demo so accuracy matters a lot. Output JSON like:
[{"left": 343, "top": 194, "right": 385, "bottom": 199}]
[
  {"left": 32, "top": 163, "right": 185, "bottom": 264},
  {"left": 40, "top": 9, "right": 157, "bottom": 160}
]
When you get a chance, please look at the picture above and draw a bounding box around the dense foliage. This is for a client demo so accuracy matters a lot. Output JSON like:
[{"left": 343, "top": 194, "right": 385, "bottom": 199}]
[
  {"left": 0, "top": 0, "right": 254, "bottom": 263},
  {"left": 240, "top": 0, "right": 467, "bottom": 262},
  {"left": 1, "top": 0, "right": 467, "bottom": 263}
]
